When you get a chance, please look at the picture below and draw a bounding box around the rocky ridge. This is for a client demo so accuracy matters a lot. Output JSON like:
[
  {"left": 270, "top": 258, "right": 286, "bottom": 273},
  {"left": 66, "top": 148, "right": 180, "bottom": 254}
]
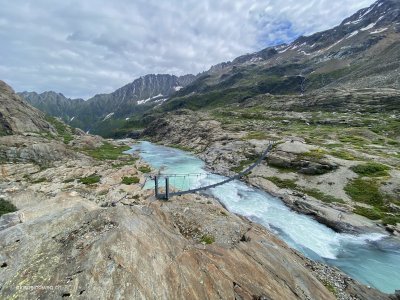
[{"left": 19, "top": 74, "right": 196, "bottom": 136}]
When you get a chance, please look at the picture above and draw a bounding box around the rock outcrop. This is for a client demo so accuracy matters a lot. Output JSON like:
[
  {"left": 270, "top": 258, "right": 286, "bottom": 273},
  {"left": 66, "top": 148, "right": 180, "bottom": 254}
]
[
  {"left": 0, "top": 81, "right": 80, "bottom": 166},
  {"left": 0, "top": 165, "right": 390, "bottom": 299},
  {"left": 0, "top": 81, "right": 55, "bottom": 135}
]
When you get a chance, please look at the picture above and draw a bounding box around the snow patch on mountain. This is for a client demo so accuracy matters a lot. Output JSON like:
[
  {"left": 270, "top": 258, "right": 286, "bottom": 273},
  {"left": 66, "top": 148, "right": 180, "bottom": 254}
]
[
  {"left": 370, "top": 27, "right": 388, "bottom": 34},
  {"left": 360, "top": 23, "right": 376, "bottom": 31},
  {"left": 102, "top": 112, "right": 114, "bottom": 121},
  {"left": 137, "top": 94, "right": 164, "bottom": 105},
  {"left": 346, "top": 30, "right": 359, "bottom": 39}
]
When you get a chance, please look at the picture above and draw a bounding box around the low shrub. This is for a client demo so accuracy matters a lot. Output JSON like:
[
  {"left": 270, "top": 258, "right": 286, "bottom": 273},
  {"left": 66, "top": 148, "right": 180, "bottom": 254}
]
[
  {"left": 0, "top": 199, "right": 17, "bottom": 216},
  {"left": 344, "top": 178, "right": 384, "bottom": 206},
  {"left": 200, "top": 234, "right": 215, "bottom": 244},
  {"left": 138, "top": 166, "right": 151, "bottom": 173},
  {"left": 121, "top": 176, "right": 140, "bottom": 185},
  {"left": 353, "top": 206, "right": 383, "bottom": 220},
  {"left": 381, "top": 215, "right": 400, "bottom": 226},
  {"left": 79, "top": 174, "right": 101, "bottom": 185},
  {"left": 351, "top": 162, "right": 390, "bottom": 177},
  {"left": 84, "top": 142, "right": 130, "bottom": 160},
  {"left": 266, "top": 176, "right": 298, "bottom": 189}
]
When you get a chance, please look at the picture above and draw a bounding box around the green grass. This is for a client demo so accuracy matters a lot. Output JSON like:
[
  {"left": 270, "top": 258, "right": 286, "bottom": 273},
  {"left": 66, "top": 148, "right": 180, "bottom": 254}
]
[
  {"left": 83, "top": 142, "right": 130, "bottom": 160},
  {"left": 301, "top": 188, "right": 344, "bottom": 204},
  {"left": 322, "top": 280, "right": 338, "bottom": 298},
  {"left": 0, "top": 199, "right": 17, "bottom": 216},
  {"left": 266, "top": 177, "right": 344, "bottom": 203},
  {"left": 266, "top": 176, "right": 298, "bottom": 189},
  {"left": 344, "top": 178, "right": 384, "bottom": 206},
  {"left": 111, "top": 158, "right": 138, "bottom": 168},
  {"left": 31, "top": 177, "right": 47, "bottom": 184},
  {"left": 339, "top": 135, "right": 368, "bottom": 147},
  {"left": 329, "top": 150, "right": 356, "bottom": 160},
  {"left": 63, "top": 178, "right": 75, "bottom": 183},
  {"left": 138, "top": 166, "right": 151, "bottom": 173},
  {"left": 45, "top": 115, "right": 74, "bottom": 144},
  {"left": 353, "top": 206, "right": 383, "bottom": 220},
  {"left": 121, "top": 176, "right": 140, "bottom": 185},
  {"left": 200, "top": 234, "right": 215, "bottom": 244},
  {"left": 79, "top": 174, "right": 101, "bottom": 185},
  {"left": 244, "top": 131, "right": 269, "bottom": 140},
  {"left": 351, "top": 162, "right": 390, "bottom": 177},
  {"left": 298, "top": 149, "right": 327, "bottom": 160},
  {"left": 381, "top": 215, "right": 400, "bottom": 225}
]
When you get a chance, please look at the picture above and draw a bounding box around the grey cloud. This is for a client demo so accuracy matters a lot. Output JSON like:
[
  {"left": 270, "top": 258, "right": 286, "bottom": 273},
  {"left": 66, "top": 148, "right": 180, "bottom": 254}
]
[{"left": 0, "top": 0, "right": 375, "bottom": 98}]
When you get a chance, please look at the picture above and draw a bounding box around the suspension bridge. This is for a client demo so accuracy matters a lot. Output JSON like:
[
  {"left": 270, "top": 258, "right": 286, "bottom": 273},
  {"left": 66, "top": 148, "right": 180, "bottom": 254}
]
[{"left": 148, "top": 142, "right": 275, "bottom": 200}]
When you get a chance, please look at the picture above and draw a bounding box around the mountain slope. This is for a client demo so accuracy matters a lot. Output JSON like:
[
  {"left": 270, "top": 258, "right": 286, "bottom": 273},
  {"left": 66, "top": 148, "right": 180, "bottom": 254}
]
[
  {"left": 19, "top": 0, "right": 400, "bottom": 138},
  {"left": 158, "top": 0, "right": 400, "bottom": 112},
  {"left": 18, "top": 91, "right": 84, "bottom": 123},
  {"left": 19, "top": 74, "right": 195, "bottom": 136}
]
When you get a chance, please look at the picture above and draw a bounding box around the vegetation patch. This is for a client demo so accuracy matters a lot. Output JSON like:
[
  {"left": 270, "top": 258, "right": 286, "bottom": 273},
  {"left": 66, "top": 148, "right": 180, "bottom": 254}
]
[
  {"left": 79, "top": 174, "right": 101, "bottom": 185},
  {"left": 301, "top": 188, "right": 344, "bottom": 204},
  {"left": 244, "top": 131, "right": 269, "bottom": 140},
  {"left": 45, "top": 115, "right": 74, "bottom": 144},
  {"left": 200, "top": 234, "right": 215, "bottom": 245},
  {"left": 112, "top": 158, "right": 138, "bottom": 168},
  {"left": 138, "top": 166, "right": 151, "bottom": 173},
  {"left": 381, "top": 215, "right": 400, "bottom": 226},
  {"left": 298, "top": 149, "right": 327, "bottom": 160},
  {"left": 31, "top": 177, "right": 47, "bottom": 184},
  {"left": 351, "top": 162, "right": 390, "bottom": 177},
  {"left": 353, "top": 206, "right": 383, "bottom": 220},
  {"left": 83, "top": 142, "right": 130, "bottom": 160},
  {"left": 121, "top": 176, "right": 140, "bottom": 185},
  {"left": 63, "top": 178, "right": 75, "bottom": 183},
  {"left": 329, "top": 150, "right": 356, "bottom": 160},
  {"left": 322, "top": 280, "right": 338, "bottom": 298},
  {"left": 0, "top": 199, "right": 17, "bottom": 216},
  {"left": 266, "top": 176, "right": 298, "bottom": 189},
  {"left": 344, "top": 178, "right": 384, "bottom": 206},
  {"left": 266, "top": 177, "right": 343, "bottom": 203},
  {"left": 339, "top": 135, "right": 368, "bottom": 147}
]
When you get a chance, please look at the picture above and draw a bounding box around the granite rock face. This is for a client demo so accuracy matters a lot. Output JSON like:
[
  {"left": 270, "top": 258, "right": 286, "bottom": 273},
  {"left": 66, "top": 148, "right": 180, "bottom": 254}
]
[
  {"left": 0, "top": 177, "right": 389, "bottom": 300},
  {"left": 0, "top": 81, "right": 80, "bottom": 165},
  {"left": 0, "top": 81, "right": 55, "bottom": 136}
]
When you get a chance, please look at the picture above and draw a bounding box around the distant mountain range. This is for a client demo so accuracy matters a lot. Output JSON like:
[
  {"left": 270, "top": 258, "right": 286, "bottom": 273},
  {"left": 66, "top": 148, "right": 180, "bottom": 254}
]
[
  {"left": 19, "top": 0, "right": 400, "bottom": 137},
  {"left": 19, "top": 74, "right": 195, "bottom": 136}
]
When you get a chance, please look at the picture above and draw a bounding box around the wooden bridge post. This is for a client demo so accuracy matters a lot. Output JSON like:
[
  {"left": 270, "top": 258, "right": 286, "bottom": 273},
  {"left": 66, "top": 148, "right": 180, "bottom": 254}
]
[
  {"left": 155, "top": 176, "right": 159, "bottom": 199},
  {"left": 165, "top": 177, "right": 169, "bottom": 200}
]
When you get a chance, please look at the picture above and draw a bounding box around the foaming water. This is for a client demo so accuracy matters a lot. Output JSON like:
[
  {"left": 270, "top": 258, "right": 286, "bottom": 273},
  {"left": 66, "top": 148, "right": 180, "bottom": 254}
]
[{"left": 128, "top": 141, "right": 400, "bottom": 293}]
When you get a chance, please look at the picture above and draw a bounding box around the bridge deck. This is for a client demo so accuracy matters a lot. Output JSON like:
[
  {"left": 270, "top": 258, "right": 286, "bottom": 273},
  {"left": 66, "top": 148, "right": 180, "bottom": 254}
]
[{"left": 152, "top": 142, "right": 274, "bottom": 199}]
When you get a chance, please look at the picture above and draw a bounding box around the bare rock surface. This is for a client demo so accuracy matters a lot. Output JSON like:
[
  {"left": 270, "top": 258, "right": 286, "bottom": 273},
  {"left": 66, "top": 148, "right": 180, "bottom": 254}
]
[
  {"left": 0, "top": 80, "right": 55, "bottom": 135},
  {"left": 0, "top": 171, "right": 390, "bottom": 300}
]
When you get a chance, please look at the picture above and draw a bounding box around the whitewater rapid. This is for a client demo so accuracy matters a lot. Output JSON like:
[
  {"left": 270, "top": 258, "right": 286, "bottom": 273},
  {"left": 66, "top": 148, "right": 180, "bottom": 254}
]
[{"left": 128, "top": 141, "right": 400, "bottom": 293}]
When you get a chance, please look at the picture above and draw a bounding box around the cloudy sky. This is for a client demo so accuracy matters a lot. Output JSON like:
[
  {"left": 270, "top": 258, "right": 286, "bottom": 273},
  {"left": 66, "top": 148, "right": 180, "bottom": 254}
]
[{"left": 0, "top": 0, "right": 375, "bottom": 99}]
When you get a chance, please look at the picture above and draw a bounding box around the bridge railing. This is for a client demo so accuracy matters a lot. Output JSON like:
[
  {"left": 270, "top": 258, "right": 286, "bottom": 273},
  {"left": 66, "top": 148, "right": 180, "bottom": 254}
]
[{"left": 149, "top": 141, "right": 275, "bottom": 200}]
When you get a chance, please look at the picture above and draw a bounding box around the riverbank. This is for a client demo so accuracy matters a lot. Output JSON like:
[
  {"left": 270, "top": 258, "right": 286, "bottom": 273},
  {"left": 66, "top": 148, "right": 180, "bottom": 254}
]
[
  {"left": 3, "top": 137, "right": 381, "bottom": 300},
  {"left": 141, "top": 109, "right": 400, "bottom": 237},
  {"left": 129, "top": 141, "right": 400, "bottom": 295}
]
